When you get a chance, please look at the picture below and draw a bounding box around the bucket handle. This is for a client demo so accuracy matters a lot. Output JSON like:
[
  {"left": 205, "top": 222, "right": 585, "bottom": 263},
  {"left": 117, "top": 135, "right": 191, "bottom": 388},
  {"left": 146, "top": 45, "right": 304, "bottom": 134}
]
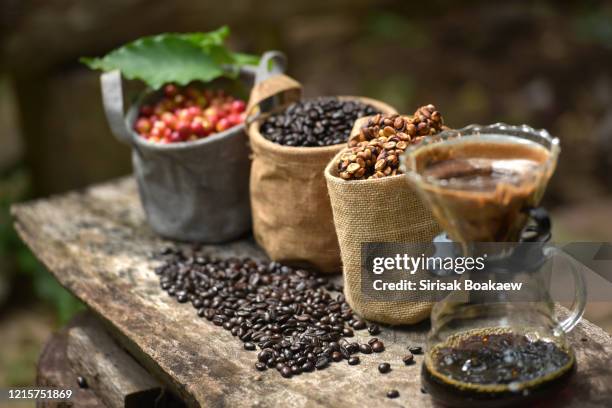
[
  {"left": 101, "top": 70, "right": 133, "bottom": 145},
  {"left": 255, "top": 51, "right": 287, "bottom": 84}
]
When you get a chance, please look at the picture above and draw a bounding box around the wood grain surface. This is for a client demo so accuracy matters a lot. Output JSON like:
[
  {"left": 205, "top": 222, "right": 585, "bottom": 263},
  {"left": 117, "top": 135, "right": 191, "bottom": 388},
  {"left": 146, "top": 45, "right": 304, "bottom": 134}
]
[{"left": 13, "top": 177, "right": 612, "bottom": 408}]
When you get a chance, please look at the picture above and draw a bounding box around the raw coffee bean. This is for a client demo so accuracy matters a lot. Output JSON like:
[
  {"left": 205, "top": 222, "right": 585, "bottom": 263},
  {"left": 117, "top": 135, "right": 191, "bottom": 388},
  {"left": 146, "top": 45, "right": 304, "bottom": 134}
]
[
  {"left": 348, "top": 356, "right": 360, "bottom": 365},
  {"left": 339, "top": 107, "right": 448, "bottom": 180},
  {"left": 260, "top": 97, "right": 379, "bottom": 147},
  {"left": 409, "top": 346, "right": 423, "bottom": 354},
  {"left": 244, "top": 342, "right": 256, "bottom": 351},
  {"left": 372, "top": 341, "right": 385, "bottom": 353},
  {"left": 387, "top": 389, "right": 400, "bottom": 399},
  {"left": 359, "top": 344, "right": 373, "bottom": 354},
  {"left": 368, "top": 325, "right": 380, "bottom": 335},
  {"left": 403, "top": 353, "right": 415, "bottom": 365},
  {"left": 255, "top": 362, "right": 267, "bottom": 371},
  {"left": 378, "top": 362, "right": 391, "bottom": 374}
]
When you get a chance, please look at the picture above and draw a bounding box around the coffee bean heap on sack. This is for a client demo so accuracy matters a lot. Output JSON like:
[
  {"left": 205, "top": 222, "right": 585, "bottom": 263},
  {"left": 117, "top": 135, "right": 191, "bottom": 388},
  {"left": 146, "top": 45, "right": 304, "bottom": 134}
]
[
  {"left": 260, "top": 97, "right": 380, "bottom": 147},
  {"left": 337, "top": 104, "right": 446, "bottom": 180},
  {"left": 155, "top": 247, "right": 392, "bottom": 378}
]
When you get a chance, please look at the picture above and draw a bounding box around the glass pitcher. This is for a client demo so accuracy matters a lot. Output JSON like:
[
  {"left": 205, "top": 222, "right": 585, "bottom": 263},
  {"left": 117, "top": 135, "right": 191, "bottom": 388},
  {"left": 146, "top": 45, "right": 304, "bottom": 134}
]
[
  {"left": 420, "top": 242, "right": 586, "bottom": 407},
  {"left": 400, "top": 124, "right": 586, "bottom": 407}
]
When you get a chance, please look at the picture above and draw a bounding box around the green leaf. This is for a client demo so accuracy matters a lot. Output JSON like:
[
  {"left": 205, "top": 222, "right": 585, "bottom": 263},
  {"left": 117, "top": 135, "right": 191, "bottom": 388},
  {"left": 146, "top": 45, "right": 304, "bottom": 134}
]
[
  {"left": 81, "top": 27, "right": 259, "bottom": 89},
  {"left": 81, "top": 34, "right": 225, "bottom": 89},
  {"left": 233, "top": 52, "right": 261, "bottom": 66}
]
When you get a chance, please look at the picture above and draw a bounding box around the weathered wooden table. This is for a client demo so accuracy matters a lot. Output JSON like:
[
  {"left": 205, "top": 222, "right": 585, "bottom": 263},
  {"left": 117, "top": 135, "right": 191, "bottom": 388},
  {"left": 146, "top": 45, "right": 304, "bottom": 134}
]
[{"left": 12, "top": 177, "right": 612, "bottom": 408}]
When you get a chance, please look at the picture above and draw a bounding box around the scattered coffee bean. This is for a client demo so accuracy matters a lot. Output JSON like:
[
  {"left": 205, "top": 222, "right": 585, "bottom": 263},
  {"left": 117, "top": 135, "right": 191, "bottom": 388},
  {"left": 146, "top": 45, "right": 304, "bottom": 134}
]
[
  {"left": 372, "top": 341, "right": 385, "bottom": 353},
  {"left": 378, "top": 362, "right": 391, "bottom": 373},
  {"left": 368, "top": 337, "right": 379, "bottom": 346},
  {"left": 359, "top": 344, "right": 373, "bottom": 354},
  {"left": 316, "top": 357, "right": 330, "bottom": 370},
  {"left": 260, "top": 97, "right": 379, "bottom": 147},
  {"left": 255, "top": 362, "right": 267, "bottom": 371},
  {"left": 77, "top": 376, "right": 88, "bottom": 389},
  {"left": 352, "top": 320, "right": 366, "bottom": 330},
  {"left": 368, "top": 325, "right": 380, "bottom": 335},
  {"left": 402, "top": 352, "right": 414, "bottom": 365},
  {"left": 155, "top": 248, "right": 388, "bottom": 378},
  {"left": 386, "top": 389, "right": 400, "bottom": 399},
  {"left": 409, "top": 346, "right": 423, "bottom": 354},
  {"left": 332, "top": 351, "right": 343, "bottom": 362},
  {"left": 348, "top": 356, "right": 360, "bottom": 365},
  {"left": 281, "top": 366, "right": 292, "bottom": 378}
]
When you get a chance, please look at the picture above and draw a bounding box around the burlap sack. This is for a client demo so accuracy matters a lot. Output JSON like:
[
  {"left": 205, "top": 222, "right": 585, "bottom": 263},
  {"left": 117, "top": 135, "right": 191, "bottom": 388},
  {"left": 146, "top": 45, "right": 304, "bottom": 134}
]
[
  {"left": 324, "top": 120, "right": 441, "bottom": 324},
  {"left": 248, "top": 96, "right": 396, "bottom": 273}
]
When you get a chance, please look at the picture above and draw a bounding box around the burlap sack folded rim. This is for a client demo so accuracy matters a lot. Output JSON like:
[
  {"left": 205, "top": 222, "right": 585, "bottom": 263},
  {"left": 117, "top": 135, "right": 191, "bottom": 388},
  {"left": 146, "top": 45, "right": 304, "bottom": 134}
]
[
  {"left": 324, "top": 146, "right": 439, "bottom": 325},
  {"left": 247, "top": 96, "right": 398, "bottom": 165}
]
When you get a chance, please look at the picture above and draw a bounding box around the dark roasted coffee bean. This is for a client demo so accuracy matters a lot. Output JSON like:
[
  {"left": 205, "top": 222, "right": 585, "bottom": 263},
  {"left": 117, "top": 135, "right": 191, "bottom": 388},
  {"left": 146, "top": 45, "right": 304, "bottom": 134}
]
[
  {"left": 386, "top": 389, "right": 400, "bottom": 399},
  {"left": 348, "top": 356, "right": 360, "bottom": 365},
  {"left": 155, "top": 248, "right": 370, "bottom": 378},
  {"left": 280, "top": 366, "right": 292, "bottom": 378},
  {"left": 368, "top": 325, "right": 380, "bottom": 335},
  {"left": 403, "top": 352, "right": 414, "bottom": 365},
  {"left": 378, "top": 362, "right": 391, "bottom": 373},
  {"left": 409, "top": 345, "right": 422, "bottom": 354},
  {"left": 352, "top": 320, "right": 366, "bottom": 330},
  {"left": 260, "top": 97, "right": 379, "bottom": 147},
  {"left": 372, "top": 341, "right": 385, "bottom": 353},
  {"left": 315, "top": 357, "right": 330, "bottom": 370},
  {"left": 77, "top": 376, "right": 88, "bottom": 389},
  {"left": 255, "top": 362, "right": 267, "bottom": 371},
  {"left": 368, "top": 337, "right": 379, "bottom": 345},
  {"left": 359, "top": 344, "right": 373, "bottom": 354}
]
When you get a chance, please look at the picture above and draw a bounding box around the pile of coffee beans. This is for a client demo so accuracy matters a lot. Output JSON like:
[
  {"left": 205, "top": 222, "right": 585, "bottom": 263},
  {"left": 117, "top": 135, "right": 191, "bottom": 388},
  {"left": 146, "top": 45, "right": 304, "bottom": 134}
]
[
  {"left": 259, "top": 97, "right": 379, "bottom": 147},
  {"left": 154, "top": 248, "right": 387, "bottom": 378},
  {"left": 337, "top": 105, "right": 447, "bottom": 180},
  {"left": 134, "top": 84, "right": 246, "bottom": 144}
]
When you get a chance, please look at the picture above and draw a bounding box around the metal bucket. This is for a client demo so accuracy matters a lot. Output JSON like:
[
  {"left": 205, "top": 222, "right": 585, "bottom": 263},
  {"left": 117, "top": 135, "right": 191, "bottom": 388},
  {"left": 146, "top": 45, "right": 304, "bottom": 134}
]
[{"left": 100, "top": 51, "right": 287, "bottom": 243}]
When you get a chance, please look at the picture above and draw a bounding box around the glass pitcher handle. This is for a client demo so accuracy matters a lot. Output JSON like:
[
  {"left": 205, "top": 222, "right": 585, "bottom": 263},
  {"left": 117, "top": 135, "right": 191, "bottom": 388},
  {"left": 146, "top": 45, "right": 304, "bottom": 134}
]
[{"left": 545, "top": 247, "right": 587, "bottom": 333}]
